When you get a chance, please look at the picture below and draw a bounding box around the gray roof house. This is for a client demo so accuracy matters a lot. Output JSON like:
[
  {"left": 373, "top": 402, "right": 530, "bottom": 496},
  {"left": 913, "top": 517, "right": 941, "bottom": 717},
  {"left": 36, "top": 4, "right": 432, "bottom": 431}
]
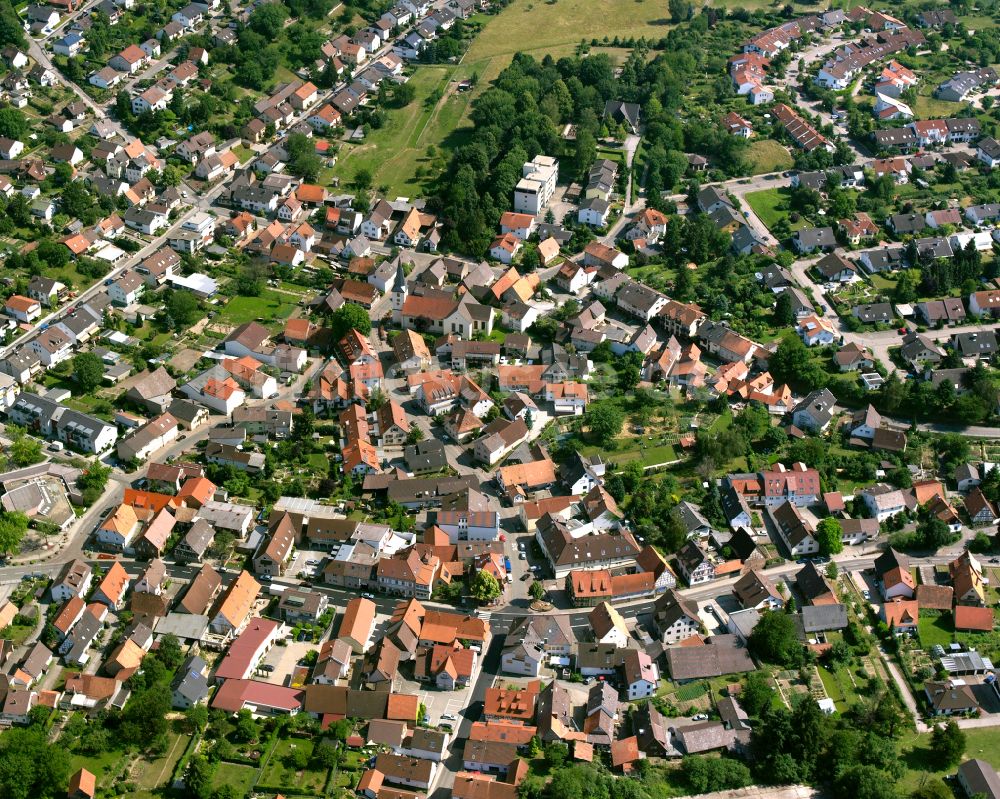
[
  {"left": 852, "top": 303, "right": 894, "bottom": 324},
  {"left": 791, "top": 388, "right": 837, "bottom": 432},
  {"left": 793, "top": 227, "right": 836, "bottom": 253},
  {"left": 801, "top": 603, "right": 848, "bottom": 633},
  {"left": 171, "top": 655, "right": 209, "bottom": 708}
]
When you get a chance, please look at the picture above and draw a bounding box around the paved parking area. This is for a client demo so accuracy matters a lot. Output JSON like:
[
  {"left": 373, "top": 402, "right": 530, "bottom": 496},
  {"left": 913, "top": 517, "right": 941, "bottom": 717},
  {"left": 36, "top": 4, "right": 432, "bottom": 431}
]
[
  {"left": 260, "top": 639, "right": 314, "bottom": 686},
  {"left": 397, "top": 670, "right": 481, "bottom": 726},
  {"left": 287, "top": 549, "right": 325, "bottom": 580}
]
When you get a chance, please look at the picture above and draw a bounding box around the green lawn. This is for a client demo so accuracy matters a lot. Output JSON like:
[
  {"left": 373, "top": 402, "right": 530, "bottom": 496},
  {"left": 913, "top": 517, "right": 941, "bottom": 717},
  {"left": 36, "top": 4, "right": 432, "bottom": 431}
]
[
  {"left": 211, "top": 763, "right": 258, "bottom": 797},
  {"left": 817, "top": 666, "right": 846, "bottom": 711},
  {"left": 580, "top": 441, "right": 677, "bottom": 468},
  {"left": 134, "top": 731, "right": 187, "bottom": 790},
  {"left": 911, "top": 92, "right": 965, "bottom": 120},
  {"left": 462, "top": 0, "right": 670, "bottom": 65},
  {"left": 217, "top": 288, "right": 299, "bottom": 328},
  {"left": 899, "top": 727, "right": 1000, "bottom": 792},
  {"left": 917, "top": 611, "right": 954, "bottom": 649},
  {"left": 232, "top": 144, "right": 255, "bottom": 164},
  {"left": 869, "top": 273, "right": 898, "bottom": 292},
  {"left": 70, "top": 748, "right": 126, "bottom": 789},
  {"left": 747, "top": 139, "right": 793, "bottom": 174},
  {"left": 0, "top": 621, "right": 36, "bottom": 645},
  {"left": 743, "top": 187, "right": 805, "bottom": 232},
  {"left": 258, "top": 738, "right": 328, "bottom": 793}
]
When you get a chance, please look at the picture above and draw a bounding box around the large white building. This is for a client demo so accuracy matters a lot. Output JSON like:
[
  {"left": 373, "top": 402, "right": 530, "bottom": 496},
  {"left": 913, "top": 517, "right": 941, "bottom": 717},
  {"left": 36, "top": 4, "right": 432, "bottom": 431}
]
[{"left": 513, "top": 155, "right": 558, "bottom": 215}]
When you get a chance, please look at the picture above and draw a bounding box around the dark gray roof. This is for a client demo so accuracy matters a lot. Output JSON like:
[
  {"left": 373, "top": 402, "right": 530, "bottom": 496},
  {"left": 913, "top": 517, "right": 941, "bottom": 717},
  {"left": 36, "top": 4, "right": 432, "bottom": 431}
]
[
  {"left": 801, "top": 603, "right": 848, "bottom": 632},
  {"left": 852, "top": 302, "right": 894, "bottom": 323},
  {"left": 171, "top": 655, "right": 209, "bottom": 704},
  {"left": 664, "top": 634, "right": 755, "bottom": 680}
]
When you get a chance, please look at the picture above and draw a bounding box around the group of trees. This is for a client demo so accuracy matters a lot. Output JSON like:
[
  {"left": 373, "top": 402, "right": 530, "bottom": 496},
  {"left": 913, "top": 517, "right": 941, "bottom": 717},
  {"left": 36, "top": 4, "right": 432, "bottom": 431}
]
[
  {"left": 873, "top": 366, "right": 998, "bottom": 425},
  {"left": 285, "top": 133, "right": 324, "bottom": 182},
  {"left": 749, "top": 682, "right": 912, "bottom": 798},
  {"left": 437, "top": 52, "right": 616, "bottom": 252},
  {"left": 160, "top": 290, "right": 204, "bottom": 331}
]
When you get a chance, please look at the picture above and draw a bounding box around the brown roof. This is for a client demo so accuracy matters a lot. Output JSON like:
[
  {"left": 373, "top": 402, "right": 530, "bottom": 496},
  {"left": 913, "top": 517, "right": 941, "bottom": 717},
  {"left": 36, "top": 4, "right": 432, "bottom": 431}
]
[
  {"left": 468, "top": 721, "right": 538, "bottom": 745},
  {"left": 69, "top": 768, "right": 96, "bottom": 799},
  {"left": 610, "top": 736, "right": 640, "bottom": 769},
  {"left": 179, "top": 564, "right": 222, "bottom": 614},
  {"left": 915, "top": 584, "right": 953, "bottom": 610},
  {"left": 53, "top": 595, "right": 85, "bottom": 634},
  {"left": 484, "top": 686, "right": 537, "bottom": 723},
  {"left": 95, "top": 561, "right": 130, "bottom": 604}
]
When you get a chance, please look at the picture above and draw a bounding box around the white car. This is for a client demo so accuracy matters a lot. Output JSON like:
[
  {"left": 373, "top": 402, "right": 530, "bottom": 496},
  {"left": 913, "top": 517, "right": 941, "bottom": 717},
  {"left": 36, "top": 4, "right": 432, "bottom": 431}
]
[
  {"left": 518, "top": 552, "right": 526, "bottom": 560},
  {"left": 441, "top": 713, "right": 457, "bottom": 721}
]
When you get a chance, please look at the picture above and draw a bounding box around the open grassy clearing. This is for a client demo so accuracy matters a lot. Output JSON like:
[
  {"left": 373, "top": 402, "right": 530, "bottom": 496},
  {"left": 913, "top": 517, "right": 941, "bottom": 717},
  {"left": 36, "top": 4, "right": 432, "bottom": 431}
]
[
  {"left": 898, "top": 727, "right": 1000, "bottom": 793},
  {"left": 461, "top": 0, "right": 669, "bottom": 64},
  {"left": 578, "top": 441, "right": 677, "bottom": 467},
  {"left": 259, "top": 738, "right": 328, "bottom": 792},
  {"left": 911, "top": 92, "right": 964, "bottom": 120},
  {"left": 747, "top": 139, "right": 794, "bottom": 174},
  {"left": 335, "top": 66, "right": 455, "bottom": 195},
  {"left": 132, "top": 731, "right": 187, "bottom": 790},
  {"left": 211, "top": 762, "right": 259, "bottom": 796},
  {"left": 743, "top": 187, "right": 807, "bottom": 231},
  {"left": 217, "top": 288, "right": 300, "bottom": 328}
]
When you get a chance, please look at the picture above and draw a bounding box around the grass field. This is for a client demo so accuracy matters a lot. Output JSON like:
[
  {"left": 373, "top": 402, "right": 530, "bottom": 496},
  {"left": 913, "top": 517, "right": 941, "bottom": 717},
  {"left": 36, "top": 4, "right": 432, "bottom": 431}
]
[
  {"left": 217, "top": 288, "right": 299, "bottom": 328},
  {"left": 70, "top": 749, "right": 125, "bottom": 788},
  {"left": 134, "top": 731, "right": 187, "bottom": 790},
  {"left": 335, "top": 66, "right": 458, "bottom": 196},
  {"left": 211, "top": 763, "right": 259, "bottom": 797},
  {"left": 917, "top": 612, "right": 954, "bottom": 649},
  {"left": 911, "top": 92, "right": 963, "bottom": 120},
  {"left": 580, "top": 441, "right": 677, "bottom": 467},
  {"left": 899, "top": 727, "right": 1000, "bottom": 792},
  {"left": 743, "top": 187, "right": 805, "bottom": 231},
  {"left": 462, "top": 0, "right": 668, "bottom": 65},
  {"left": 747, "top": 139, "right": 793, "bottom": 174},
  {"left": 259, "top": 738, "right": 328, "bottom": 793}
]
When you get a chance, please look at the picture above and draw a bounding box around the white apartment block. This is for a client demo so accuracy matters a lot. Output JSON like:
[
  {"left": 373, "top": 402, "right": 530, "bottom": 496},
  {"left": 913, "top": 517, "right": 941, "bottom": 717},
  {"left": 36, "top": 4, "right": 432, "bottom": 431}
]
[{"left": 513, "top": 155, "right": 558, "bottom": 215}]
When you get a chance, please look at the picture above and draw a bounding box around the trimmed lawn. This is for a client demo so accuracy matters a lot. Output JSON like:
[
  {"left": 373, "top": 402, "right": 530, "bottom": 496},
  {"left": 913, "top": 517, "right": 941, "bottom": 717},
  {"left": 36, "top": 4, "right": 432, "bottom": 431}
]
[
  {"left": 869, "top": 273, "right": 898, "bottom": 292},
  {"left": 917, "top": 611, "right": 954, "bottom": 649},
  {"left": 134, "top": 731, "right": 187, "bottom": 790},
  {"left": 217, "top": 288, "right": 299, "bottom": 328},
  {"left": 747, "top": 139, "right": 793, "bottom": 174},
  {"left": 70, "top": 749, "right": 126, "bottom": 789},
  {"left": 911, "top": 92, "right": 965, "bottom": 120},
  {"left": 580, "top": 441, "right": 676, "bottom": 467},
  {"left": 817, "top": 666, "right": 845, "bottom": 710},
  {"left": 211, "top": 763, "right": 258, "bottom": 797},
  {"left": 743, "top": 187, "right": 805, "bottom": 232},
  {"left": 233, "top": 144, "right": 255, "bottom": 164}
]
